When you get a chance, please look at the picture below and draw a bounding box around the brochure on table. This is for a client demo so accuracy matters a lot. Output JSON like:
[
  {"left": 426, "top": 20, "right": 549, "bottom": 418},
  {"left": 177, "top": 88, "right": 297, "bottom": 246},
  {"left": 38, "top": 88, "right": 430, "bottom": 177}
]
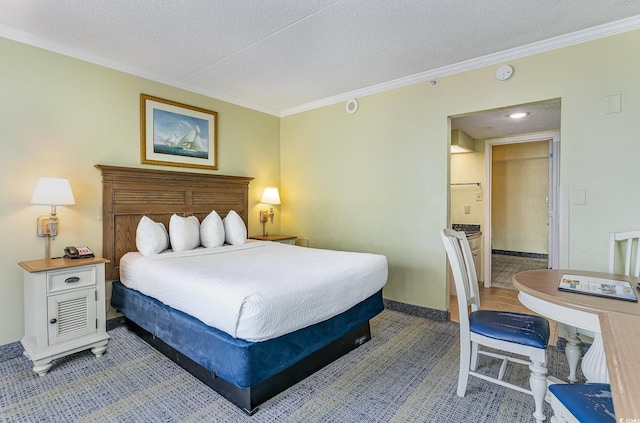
[{"left": 558, "top": 273, "right": 638, "bottom": 302}]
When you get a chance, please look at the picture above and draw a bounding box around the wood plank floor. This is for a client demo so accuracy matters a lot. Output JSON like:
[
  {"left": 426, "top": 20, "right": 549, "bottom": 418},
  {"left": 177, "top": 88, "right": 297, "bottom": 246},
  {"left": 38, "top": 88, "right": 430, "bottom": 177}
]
[{"left": 449, "top": 287, "right": 558, "bottom": 346}]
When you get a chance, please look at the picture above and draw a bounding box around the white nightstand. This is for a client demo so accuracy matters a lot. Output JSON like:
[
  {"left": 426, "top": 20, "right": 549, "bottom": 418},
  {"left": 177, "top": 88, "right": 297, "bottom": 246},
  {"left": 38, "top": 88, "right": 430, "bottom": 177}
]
[
  {"left": 250, "top": 234, "right": 297, "bottom": 245},
  {"left": 19, "top": 257, "right": 110, "bottom": 376}
]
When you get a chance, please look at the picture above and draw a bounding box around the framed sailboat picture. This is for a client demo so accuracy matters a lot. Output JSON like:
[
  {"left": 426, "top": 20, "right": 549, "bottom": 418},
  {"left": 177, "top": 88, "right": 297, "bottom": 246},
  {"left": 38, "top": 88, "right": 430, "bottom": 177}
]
[{"left": 141, "top": 94, "right": 218, "bottom": 170}]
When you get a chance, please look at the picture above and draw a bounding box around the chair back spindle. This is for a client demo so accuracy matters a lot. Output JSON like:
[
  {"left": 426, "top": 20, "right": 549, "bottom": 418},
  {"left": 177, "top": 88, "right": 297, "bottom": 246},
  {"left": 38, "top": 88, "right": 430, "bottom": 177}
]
[{"left": 609, "top": 230, "right": 640, "bottom": 277}]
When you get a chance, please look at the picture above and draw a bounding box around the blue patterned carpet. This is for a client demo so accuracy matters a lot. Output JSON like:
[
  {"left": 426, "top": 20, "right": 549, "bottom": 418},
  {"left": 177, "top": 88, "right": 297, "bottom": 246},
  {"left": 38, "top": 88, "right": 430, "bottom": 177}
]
[{"left": 1, "top": 310, "right": 577, "bottom": 422}]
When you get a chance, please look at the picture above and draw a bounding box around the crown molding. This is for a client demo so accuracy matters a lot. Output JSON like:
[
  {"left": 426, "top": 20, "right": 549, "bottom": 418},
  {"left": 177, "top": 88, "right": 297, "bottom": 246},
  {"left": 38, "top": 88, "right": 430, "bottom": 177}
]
[
  {"left": 0, "top": 23, "right": 281, "bottom": 117},
  {"left": 280, "top": 15, "right": 640, "bottom": 117},
  {"left": 2, "top": 14, "right": 640, "bottom": 119}
]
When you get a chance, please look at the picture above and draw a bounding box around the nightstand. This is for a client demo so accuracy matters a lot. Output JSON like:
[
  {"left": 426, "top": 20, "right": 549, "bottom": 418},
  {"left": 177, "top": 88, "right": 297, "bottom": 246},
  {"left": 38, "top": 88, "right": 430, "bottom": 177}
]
[
  {"left": 19, "top": 257, "right": 110, "bottom": 376},
  {"left": 250, "top": 234, "right": 297, "bottom": 245}
]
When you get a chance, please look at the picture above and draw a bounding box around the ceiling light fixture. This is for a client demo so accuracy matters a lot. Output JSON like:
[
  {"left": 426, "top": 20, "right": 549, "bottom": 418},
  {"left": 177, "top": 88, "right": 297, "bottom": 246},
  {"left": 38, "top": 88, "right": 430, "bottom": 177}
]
[{"left": 508, "top": 112, "right": 528, "bottom": 119}]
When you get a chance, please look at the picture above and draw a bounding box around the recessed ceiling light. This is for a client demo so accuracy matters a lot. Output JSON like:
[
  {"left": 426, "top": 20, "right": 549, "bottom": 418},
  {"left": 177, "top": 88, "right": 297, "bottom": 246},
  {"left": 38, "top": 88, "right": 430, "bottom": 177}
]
[{"left": 508, "top": 112, "right": 528, "bottom": 119}]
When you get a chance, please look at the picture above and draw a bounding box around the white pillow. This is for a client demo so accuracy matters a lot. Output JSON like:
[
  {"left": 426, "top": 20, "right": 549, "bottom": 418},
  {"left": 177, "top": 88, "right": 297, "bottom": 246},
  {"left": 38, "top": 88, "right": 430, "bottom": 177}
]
[
  {"left": 200, "top": 210, "right": 225, "bottom": 248},
  {"left": 136, "top": 216, "right": 169, "bottom": 256},
  {"left": 169, "top": 214, "right": 201, "bottom": 252},
  {"left": 223, "top": 210, "right": 247, "bottom": 245}
]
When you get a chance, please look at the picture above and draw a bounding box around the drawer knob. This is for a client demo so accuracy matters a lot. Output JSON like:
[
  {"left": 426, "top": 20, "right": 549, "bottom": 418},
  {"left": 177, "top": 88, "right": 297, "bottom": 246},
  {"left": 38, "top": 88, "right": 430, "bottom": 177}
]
[
  {"left": 65, "top": 276, "right": 80, "bottom": 283},
  {"left": 50, "top": 318, "right": 57, "bottom": 324}
]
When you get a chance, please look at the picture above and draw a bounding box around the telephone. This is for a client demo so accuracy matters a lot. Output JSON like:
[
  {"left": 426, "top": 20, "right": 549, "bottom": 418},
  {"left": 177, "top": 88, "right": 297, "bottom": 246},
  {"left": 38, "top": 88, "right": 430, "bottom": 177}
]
[{"left": 64, "top": 246, "right": 94, "bottom": 259}]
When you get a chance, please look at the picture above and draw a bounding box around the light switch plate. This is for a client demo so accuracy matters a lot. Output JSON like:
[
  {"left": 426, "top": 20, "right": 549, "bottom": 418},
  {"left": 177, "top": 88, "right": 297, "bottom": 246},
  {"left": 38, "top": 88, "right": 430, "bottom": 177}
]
[
  {"left": 606, "top": 94, "right": 622, "bottom": 114},
  {"left": 572, "top": 189, "right": 586, "bottom": 205}
]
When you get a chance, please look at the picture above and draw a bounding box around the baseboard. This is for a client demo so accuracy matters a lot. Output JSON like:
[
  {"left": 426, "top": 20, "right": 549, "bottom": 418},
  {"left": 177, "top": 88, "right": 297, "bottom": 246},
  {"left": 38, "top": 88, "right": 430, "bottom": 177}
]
[
  {"left": 492, "top": 249, "right": 548, "bottom": 259},
  {"left": 383, "top": 298, "right": 449, "bottom": 322}
]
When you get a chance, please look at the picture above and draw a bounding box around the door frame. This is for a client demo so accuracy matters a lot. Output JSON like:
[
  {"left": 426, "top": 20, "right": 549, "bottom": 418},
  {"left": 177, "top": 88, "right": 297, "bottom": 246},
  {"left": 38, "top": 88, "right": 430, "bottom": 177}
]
[{"left": 483, "top": 131, "right": 560, "bottom": 287}]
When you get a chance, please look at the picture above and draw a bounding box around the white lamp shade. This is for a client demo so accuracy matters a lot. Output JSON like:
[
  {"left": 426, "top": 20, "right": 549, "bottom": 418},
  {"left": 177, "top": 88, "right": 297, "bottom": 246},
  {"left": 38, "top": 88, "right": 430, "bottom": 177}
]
[
  {"left": 30, "top": 177, "right": 76, "bottom": 206},
  {"left": 260, "top": 187, "right": 281, "bottom": 205}
]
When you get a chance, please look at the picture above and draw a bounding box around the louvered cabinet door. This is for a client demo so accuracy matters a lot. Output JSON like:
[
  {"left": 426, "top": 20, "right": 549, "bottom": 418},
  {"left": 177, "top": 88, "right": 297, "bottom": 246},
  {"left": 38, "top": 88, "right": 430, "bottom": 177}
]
[{"left": 47, "top": 288, "right": 97, "bottom": 345}]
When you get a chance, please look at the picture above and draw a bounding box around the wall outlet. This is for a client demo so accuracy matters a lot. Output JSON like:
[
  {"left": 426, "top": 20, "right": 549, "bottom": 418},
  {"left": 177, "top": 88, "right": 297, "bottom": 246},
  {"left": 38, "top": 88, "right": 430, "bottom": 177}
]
[
  {"left": 464, "top": 205, "right": 471, "bottom": 214},
  {"left": 475, "top": 192, "right": 482, "bottom": 201}
]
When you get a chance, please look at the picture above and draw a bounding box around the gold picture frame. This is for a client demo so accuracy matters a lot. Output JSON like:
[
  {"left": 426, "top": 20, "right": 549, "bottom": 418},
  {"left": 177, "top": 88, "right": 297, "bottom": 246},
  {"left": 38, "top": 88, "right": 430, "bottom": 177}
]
[{"left": 141, "top": 94, "right": 218, "bottom": 170}]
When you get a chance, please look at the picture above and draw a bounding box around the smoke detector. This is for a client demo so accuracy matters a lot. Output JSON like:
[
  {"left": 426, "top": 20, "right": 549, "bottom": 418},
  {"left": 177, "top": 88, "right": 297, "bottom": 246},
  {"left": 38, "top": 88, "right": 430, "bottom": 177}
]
[{"left": 496, "top": 65, "right": 514, "bottom": 81}]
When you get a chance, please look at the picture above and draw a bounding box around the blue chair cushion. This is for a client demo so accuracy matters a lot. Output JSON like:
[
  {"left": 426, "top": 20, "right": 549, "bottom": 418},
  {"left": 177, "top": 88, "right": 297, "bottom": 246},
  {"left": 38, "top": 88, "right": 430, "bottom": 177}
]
[
  {"left": 549, "top": 383, "right": 615, "bottom": 422},
  {"left": 469, "top": 310, "right": 549, "bottom": 349}
]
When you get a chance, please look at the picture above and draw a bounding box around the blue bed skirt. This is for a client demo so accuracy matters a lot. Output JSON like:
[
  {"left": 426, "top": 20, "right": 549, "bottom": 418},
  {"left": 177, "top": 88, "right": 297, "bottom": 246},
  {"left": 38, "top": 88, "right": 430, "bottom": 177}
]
[{"left": 111, "top": 281, "right": 384, "bottom": 389}]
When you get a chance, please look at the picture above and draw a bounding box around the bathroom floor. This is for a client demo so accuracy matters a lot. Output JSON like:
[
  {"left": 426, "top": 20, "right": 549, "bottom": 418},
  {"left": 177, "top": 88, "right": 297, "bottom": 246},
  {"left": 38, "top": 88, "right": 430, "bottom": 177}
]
[{"left": 491, "top": 254, "right": 548, "bottom": 290}]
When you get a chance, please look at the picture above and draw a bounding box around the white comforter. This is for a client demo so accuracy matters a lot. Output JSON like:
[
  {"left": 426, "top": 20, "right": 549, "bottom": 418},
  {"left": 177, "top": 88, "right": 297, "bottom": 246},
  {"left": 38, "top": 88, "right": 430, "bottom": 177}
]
[{"left": 119, "top": 241, "right": 388, "bottom": 342}]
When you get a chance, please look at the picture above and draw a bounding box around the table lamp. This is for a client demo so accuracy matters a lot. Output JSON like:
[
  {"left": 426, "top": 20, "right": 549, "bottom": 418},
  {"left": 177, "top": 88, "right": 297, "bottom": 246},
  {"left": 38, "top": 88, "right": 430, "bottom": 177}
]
[
  {"left": 30, "top": 177, "right": 76, "bottom": 258},
  {"left": 260, "top": 187, "right": 281, "bottom": 236}
]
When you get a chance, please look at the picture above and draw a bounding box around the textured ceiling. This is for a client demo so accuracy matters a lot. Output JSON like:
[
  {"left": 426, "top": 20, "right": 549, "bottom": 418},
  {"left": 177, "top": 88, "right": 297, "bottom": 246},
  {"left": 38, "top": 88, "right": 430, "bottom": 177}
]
[
  {"left": 1, "top": 1, "right": 640, "bottom": 121},
  {"left": 451, "top": 99, "right": 562, "bottom": 140}
]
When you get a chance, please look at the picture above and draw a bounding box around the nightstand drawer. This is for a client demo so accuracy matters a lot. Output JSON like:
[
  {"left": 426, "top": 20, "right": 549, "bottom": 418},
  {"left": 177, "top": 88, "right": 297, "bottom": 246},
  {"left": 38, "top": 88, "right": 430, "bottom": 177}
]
[{"left": 47, "top": 267, "right": 96, "bottom": 293}]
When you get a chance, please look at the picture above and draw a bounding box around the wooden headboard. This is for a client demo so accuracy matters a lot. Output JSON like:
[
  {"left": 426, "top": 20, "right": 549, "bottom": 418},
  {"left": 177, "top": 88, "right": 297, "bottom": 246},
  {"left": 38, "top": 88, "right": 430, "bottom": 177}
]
[{"left": 96, "top": 165, "right": 254, "bottom": 280}]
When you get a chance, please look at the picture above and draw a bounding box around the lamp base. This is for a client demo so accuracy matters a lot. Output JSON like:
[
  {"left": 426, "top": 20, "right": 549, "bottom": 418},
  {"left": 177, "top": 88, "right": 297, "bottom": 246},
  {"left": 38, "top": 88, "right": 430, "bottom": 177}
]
[
  {"left": 260, "top": 210, "right": 269, "bottom": 236},
  {"left": 36, "top": 215, "right": 59, "bottom": 237},
  {"left": 36, "top": 213, "right": 58, "bottom": 259},
  {"left": 43, "top": 236, "right": 52, "bottom": 259},
  {"left": 36, "top": 216, "right": 52, "bottom": 236}
]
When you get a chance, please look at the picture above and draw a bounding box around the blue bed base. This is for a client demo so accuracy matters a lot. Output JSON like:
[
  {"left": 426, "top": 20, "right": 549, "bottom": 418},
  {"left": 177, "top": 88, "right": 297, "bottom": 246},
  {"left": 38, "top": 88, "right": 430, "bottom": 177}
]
[{"left": 111, "top": 281, "right": 384, "bottom": 414}]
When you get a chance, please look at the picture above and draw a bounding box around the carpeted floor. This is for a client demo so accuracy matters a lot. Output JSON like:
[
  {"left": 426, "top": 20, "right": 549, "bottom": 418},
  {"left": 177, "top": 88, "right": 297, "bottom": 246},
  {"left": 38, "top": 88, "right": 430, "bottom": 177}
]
[
  {"left": 491, "top": 254, "right": 548, "bottom": 290},
  {"left": 0, "top": 310, "right": 579, "bottom": 422}
]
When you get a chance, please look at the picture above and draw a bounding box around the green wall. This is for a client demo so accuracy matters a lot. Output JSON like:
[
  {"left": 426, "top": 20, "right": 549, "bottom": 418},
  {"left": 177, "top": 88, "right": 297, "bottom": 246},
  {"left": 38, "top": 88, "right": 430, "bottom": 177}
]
[
  {"left": 2, "top": 29, "right": 640, "bottom": 345},
  {"left": 281, "top": 30, "right": 640, "bottom": 311},
  {"left": 0, "top": 38, "right": 280, "bottom": 345}
]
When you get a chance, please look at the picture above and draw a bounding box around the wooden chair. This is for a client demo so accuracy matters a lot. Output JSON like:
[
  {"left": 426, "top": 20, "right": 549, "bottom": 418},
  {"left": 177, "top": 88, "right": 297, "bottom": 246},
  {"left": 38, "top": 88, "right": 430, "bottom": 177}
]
[
  {"left": 441, "top": 228, "right": 550, "bottom": 423},
  {"left": 548, "top": 383, "right": 615, "bottom": 422},
  {"left": 548, "top": 231, "right": 638, "bottom": 422},
  {"left": 608, "top": 230, "right": 640, "bottom": 276},
  {"left": 562, "top": 230, "right": 640, "bottom": 384}
]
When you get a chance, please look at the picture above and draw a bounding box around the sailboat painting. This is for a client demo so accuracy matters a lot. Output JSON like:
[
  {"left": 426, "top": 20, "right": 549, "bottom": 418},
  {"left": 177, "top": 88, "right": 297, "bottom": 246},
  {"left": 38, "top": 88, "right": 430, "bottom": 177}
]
[
  {"left": 141, "top": 94, "right": 218, "bottom": 170},
  {"left": 153, "top": 109, "right": 209, "bottom": 158}
]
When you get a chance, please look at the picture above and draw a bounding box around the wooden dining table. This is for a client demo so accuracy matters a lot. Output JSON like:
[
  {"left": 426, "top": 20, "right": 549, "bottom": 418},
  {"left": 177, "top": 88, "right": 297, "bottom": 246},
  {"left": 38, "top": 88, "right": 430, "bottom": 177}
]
[{"left": 512, "top": 269, "right": 640, "bottom": 421}]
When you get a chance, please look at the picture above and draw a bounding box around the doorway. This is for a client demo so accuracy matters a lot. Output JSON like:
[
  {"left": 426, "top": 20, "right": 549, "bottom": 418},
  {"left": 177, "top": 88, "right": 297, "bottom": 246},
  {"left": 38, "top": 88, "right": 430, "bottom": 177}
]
[
  {"left": 449, "top": 99, "right": 561, "bottom": 290},
  {"left": 484, "top": 132, "right": 559, "bottom": 288}
]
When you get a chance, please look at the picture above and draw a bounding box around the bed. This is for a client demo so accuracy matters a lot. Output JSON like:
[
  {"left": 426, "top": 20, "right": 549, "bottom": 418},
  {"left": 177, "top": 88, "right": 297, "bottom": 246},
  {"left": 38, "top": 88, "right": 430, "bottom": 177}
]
[{"left": 97, "top": 165, "right": 387, "bottom": 414}]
